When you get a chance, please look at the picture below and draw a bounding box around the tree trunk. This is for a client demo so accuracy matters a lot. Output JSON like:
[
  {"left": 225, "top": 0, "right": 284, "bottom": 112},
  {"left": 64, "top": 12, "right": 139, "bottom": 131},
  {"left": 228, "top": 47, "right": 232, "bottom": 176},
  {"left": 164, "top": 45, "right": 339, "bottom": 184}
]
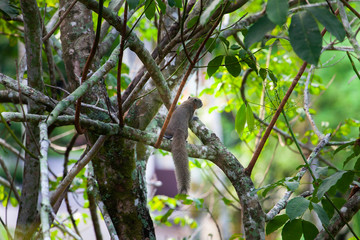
[{"left": 15, "top": 0, "right": 43, "bottom": 239}]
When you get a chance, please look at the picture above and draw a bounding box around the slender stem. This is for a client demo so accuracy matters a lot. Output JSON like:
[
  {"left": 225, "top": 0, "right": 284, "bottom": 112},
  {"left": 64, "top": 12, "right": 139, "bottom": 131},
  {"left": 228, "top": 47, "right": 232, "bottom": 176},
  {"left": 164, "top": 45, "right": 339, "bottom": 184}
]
[
  {"left": 245, "top": 61, "right": 308, "bottom": 175},
  {"left": 74, "top": 0, "right": 104, "bottom": 133},
  {"left": 39, "top": 121, "right": 51, "bottom": 240},
  {"left": 117, "top": 2, "right": 127, "bottom": 128}
]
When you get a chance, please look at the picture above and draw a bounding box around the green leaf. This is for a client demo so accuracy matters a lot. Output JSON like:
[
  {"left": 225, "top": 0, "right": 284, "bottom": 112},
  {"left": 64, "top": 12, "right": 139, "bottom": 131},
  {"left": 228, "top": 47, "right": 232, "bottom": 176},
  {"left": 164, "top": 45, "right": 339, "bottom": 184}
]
[
  {"left": 168, "top": 0, "right": 181, "bottom": 8},
  {"left": 230, "top": 44, "right": 241, "bottom": 50},
  {"left": 307, "top": 7, "right": 345, "bottom": 42},
  {"left": 205, "top": 38, "right": 217, "bottom": 53},
  {"left": 266, "top": 0, "right": 288, "bottom": 25},
  {"left": 145, "top": 0, "right": 156, "bottom": 20},
  {"left": 235, "top": 104, "right": 246, "bottom": 137},
  {"left": 321, "top": 198, "right": 334, "bottom": 218},
  {"left": 334, "top": 141, "right": 353, "bottom": 155},
  {"left": 160, "top": 208, "right": 174, "bottom": 223},
  {"left": 354, "top": 143, "right": 360, "bottom": 156},
  {"left": 266, "top": 214, "right": 289, "bottom": 235},
  {"left": 156, "top": 0, "right": 166, "bottom": 14},
  {"left": 259, "top": 68, "right": 267, "bottom": 80},
  {"left": 238, "top": 49, "right": 247, "bottom": 59},
  {"left": 336, "top": 171, "right": 354, "bottom": 193},
  {"left": 0, "top": 1, "right": 19, "bottom": 18},
  {"left": 317, "top": 171, "right": 347, "bottom": 199},
  {"left": 315, "top": 166, "right": 328, "bottom": 176},
  {"left": 282, "top": 219, "right": 302, "bottom": 240},
  {"left": 200, "top": 0, "right": 223, "bottom": 25},
  {"left": 243, "top": 58, "right": 258, "bottom": 74},
  {"left": 284, "top": 181, "right": 299, "bottom": 191},
  {"left": 289, "top": 11, "right": 322, "bottom": 65},
  {"left": 302, "top": 220, "right": 319, "bottom": 240},
  {"left": 225, "top": 56, "right": 241, "bottom": 77},
  {"left": 244, "top": 15, "right": 276, "bottom": 49},
  {"left": 268, "top": 70, "right": 278, "bottom": 87},
  {"left": 127, "top": 0, "right": 140, "bottom": 10},
  {"left": 207, "top": 55, "right": 224, "bottom": 77},
  {"left": 193, "top": 198, "right": 204, "bottom": 209},
  {"left": 312, "top": 203, "right": 330, "bottom": 226},
  {"left": 246, "top": 104, "right": 254, "bottom": 132},
  {"left": 222, "top": 197, "right": 233, "bottom": 206},
  {"left": 219, "top": 36, "right": 230, "bottom": 49},
  {"left": 286, "top": 197, "right": 310, "bottom": 220},
  {"left": 355, "top": 157, "right": 360, "bottom": 171},
  {"left": 187, "top": 16, "right": 199, "bottom": 29}
]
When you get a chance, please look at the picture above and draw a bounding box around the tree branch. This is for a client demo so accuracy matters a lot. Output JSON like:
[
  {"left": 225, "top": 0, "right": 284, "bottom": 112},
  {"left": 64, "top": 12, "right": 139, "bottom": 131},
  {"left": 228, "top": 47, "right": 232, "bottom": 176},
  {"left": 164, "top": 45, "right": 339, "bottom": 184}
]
[
  {"left": 46, "top": 43, "right": 121, "bottom": 127},
  {"left": 304, "top": 65, "right": 324, "bottom": 138},
  {"left": 266, "top": 134, "right": 332, "bottom": 221},
  {"left": 38, "top": 122, "right": 51, "bottom": 240},
  {"left": 77, "top": 0, "right": 172, "bottom": 109},
  {"left": 190, "top": 119, "right": 265, "bottom": 239},
  {"left": 1, "top": 112, "right": 216, "bottom": 160},
  {"left": 315, "top": 193, "right": 360, "bottom": 239}
]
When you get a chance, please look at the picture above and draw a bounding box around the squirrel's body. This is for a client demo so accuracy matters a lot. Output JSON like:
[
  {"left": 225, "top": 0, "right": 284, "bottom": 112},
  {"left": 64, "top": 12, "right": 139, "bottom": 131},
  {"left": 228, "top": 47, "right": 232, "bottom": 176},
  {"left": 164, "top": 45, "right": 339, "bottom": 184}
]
[{"left": 165, "top": 97, "right": 203, "bottom": 194}]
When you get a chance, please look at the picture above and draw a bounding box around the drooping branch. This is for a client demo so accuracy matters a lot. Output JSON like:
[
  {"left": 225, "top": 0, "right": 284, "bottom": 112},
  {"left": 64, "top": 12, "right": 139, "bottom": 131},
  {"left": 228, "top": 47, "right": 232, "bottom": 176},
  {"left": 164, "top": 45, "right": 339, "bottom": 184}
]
[{"left": 50, "top": 135, "right": 107, "bottom": 207}]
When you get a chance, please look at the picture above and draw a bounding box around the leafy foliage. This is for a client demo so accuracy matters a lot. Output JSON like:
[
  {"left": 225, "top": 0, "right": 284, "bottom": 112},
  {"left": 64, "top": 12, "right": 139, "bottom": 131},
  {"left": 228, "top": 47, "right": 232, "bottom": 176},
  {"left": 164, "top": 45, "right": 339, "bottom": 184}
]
[{"left": 1, "top": 0, "right": 360, "bottom": 239}]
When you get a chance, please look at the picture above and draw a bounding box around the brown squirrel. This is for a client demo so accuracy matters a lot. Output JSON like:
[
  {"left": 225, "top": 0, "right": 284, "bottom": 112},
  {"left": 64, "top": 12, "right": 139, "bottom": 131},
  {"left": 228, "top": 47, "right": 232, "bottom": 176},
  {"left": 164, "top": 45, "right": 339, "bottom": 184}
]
[{"left": 164, "top": 97, "right": 203, "bottom": 194}]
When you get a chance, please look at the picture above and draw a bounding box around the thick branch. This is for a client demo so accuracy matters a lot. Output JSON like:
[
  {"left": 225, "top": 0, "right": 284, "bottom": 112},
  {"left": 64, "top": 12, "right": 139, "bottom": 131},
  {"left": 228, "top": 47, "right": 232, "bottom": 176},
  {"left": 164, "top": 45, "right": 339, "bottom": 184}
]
[
  {"left": 1, "top": 112, "right": 216, "bottom": 160},
  {"left": 315, "top": 193, "right": 360, "bottom": 239},
  {"left": 337, "top": 0, "right": 360, "bottom": 58}
]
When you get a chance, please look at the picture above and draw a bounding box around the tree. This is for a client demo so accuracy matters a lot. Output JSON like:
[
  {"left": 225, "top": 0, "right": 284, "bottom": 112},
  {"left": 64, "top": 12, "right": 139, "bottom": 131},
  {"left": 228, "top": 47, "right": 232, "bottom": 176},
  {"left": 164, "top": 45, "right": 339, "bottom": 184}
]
[{"left": 0, "top": 0, "right": 360, "bottom": 239}]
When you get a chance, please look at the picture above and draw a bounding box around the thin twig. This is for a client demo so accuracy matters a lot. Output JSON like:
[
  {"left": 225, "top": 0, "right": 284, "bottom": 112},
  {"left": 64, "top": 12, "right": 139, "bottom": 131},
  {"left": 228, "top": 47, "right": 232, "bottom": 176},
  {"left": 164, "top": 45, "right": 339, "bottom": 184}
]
[
  {"left": 117, "top": 2, "right": 127, "bottom": 128},
  {"left": 304, "top": 65, "right": 324, "bottom": 138},
  {"left": 340, "top": 0, "right": 360, "bottom": 19},
  {"left": 245, "top": 61, "right": 308, "bottom": 175},
  {"left": 74, "top": 0, "right": 104, "bottom": 134},
  {"left": 0, "top": 156, "right": 20, "bottom": 201},
  {"left": 50, "top": 135, "right": 107, "bottom": 207}
]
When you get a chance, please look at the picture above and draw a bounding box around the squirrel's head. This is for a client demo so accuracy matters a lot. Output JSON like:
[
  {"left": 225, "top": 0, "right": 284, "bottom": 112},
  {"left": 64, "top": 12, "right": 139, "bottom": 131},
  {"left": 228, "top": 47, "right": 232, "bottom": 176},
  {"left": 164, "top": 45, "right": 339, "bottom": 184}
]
[{"left": 188, "top": 96, "right": 203, "bottom": 109}]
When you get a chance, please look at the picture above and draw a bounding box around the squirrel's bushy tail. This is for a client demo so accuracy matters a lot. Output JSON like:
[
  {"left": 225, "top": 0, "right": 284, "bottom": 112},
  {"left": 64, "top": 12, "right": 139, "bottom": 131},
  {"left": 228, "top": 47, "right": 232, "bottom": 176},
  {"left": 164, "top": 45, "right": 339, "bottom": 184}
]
[{"left": 172, "top": 128, "right": 190, "bottom": 194}]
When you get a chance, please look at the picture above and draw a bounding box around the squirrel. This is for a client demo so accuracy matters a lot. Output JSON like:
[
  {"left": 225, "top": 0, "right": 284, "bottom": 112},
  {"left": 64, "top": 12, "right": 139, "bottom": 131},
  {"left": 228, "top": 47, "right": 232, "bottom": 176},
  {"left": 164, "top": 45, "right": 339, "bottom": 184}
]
[{"left": 164, "top": 97, "right": 203, "bottom": 194}]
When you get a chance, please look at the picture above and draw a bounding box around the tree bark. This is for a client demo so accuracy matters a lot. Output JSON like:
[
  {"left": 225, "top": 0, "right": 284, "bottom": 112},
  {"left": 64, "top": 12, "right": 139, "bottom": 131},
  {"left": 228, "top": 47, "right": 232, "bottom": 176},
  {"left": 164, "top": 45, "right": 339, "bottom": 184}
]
[{"left": 15, "top": 0, "right": 44, "bottom": 239}]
